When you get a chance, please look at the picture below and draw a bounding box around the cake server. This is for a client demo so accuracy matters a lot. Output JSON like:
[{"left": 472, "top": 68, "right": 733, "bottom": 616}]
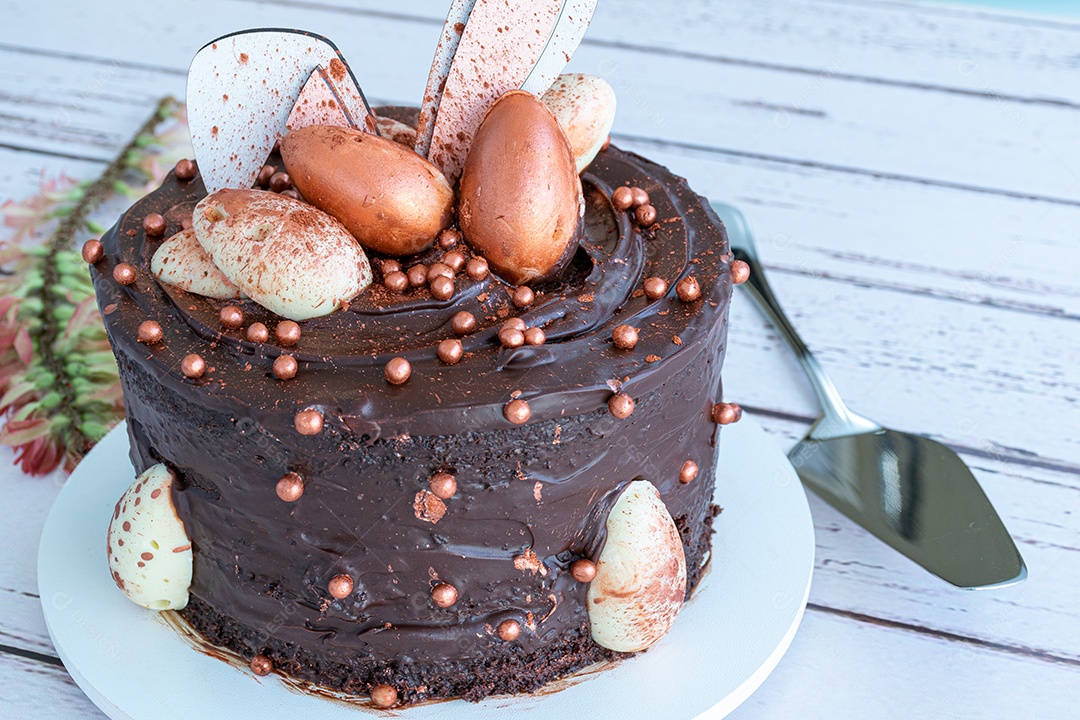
[{"left": 711, "top": 201, "right": 1026, "bottom": 589}]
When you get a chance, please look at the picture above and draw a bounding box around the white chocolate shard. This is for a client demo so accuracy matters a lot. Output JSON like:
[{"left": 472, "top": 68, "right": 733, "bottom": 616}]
[
  {"left": 521, "top": 0, "right": 599, "bottom": 96},
  {"left": 415, "top": 0, "right": 480, "bottom": 157},
  {"left": 106, "top": 464, "right": 192, "bottom": 611},
  {"left": 426, "top": 0, "right": 563, "bottom": 182},
  {"left": 187, "top": 29, "right": 376, "bottom": 193},
  {"left": 586, "top": 480, "right": 687, "bottom": 652}
]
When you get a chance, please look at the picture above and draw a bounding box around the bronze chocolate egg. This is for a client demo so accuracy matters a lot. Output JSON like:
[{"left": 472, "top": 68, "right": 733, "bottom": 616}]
[
  {"left": 281, "top": 125, "right": 454, "bottom": 256},
  {"left": 458, "top": 91, "right": 582, "bottom": 286}
]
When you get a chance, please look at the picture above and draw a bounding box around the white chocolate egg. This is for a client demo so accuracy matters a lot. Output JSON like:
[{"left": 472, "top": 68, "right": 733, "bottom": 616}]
[
  {"left": 586, "top": 480, "right": 687, "bottom": 652},
  {"left": 542, "top": 73, "right": 617, "bottom": 173},
  {"left": 106, "top": 464, "right": 193, "bottom": 610},
  {"left": 192, "top": 189, "right": 373, "bottom": 320},
  {"left": 151, "top": 228, "right": 243, "bottom": 300}
]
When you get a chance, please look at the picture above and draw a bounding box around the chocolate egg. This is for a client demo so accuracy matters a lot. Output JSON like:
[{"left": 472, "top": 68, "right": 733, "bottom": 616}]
[
  {"left": 151, "top": 228, "right": 243, "bottom": 300},
  {"left": 106, "top": 464, "right": 193, "bottom": 610},
  {"left": 586, "top": 480, "right": 686, "bottom": 652},
  {"left": 542, "top": 74, "right": 617, "bottom": 173},
  {"left": 193, "top": 189, "right": 372, "bottom": 321},
  {"left": 281, "top": 125, "right": 454, "bottom": 256},
  {"left": 458, "top": 91, "right": 583, "bottom": 285}
]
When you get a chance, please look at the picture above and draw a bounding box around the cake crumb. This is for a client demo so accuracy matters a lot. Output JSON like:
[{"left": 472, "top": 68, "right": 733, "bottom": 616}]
[{"left": 413, "top": 491, "right": 446, "bottom": 524}]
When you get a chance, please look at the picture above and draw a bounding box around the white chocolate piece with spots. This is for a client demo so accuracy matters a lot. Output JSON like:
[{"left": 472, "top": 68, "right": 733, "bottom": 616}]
[
  {"left": 586, "top": 480, "right": 687, "bottom": 652},
  {"left": 542, "top": 73, "right": 617, "bottom": 173},
  {"left": 187, "top": 30, "right": 376, "bottom": 193},
  {"left": 192, "top": 189, "right": 372, "bottom": 321},
  {"left": 107, "top": 464, "right": 192, "bottom": 610},
  {"left": 151, "top": 228, "right": 243, "bottom": 300}
]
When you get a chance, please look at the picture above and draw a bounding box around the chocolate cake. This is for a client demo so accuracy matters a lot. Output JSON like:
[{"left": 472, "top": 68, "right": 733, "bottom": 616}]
[{"left": 93, "top": 18, "right": 746, "bottom": 709}]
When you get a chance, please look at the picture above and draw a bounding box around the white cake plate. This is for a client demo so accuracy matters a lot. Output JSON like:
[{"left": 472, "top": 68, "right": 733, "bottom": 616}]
[{"left": 39, "top": 415, "right": 814, "bottom": 719}]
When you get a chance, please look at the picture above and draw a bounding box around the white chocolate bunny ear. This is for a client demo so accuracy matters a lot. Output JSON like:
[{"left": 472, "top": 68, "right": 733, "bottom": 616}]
[
  {"left": 422, "top": 0, "right": 597, "bottom": 182},
  {"left": 415, "top": 0, "right": 481, "bottom": 158},
  {"left": 187, "top": 29, "right": 377, "bottom": 193},
  {"left": 521, "top": 0, "right": 599, "bottom": 95}
]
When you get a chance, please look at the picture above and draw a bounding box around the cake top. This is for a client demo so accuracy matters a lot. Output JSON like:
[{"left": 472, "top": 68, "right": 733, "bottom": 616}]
[{"left": 90, "top": 5, "right": 737, "bottom": 438}]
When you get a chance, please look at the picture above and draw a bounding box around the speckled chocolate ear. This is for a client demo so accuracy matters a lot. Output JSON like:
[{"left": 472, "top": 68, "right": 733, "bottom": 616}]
[
  {"left": 187, "top": 29, "right": 376, "bottom": 194},
  {"left": 417, "top": 0, "right": 599, "bottom": 182}
]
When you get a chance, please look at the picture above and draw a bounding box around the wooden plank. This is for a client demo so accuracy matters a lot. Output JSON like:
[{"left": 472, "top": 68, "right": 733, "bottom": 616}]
[
  {"left": 0, "top": 146, "right": 104, "bottom": 203},
  {"left": 0, "top": 653, "right": 104, "bottom": 718},
  {"left": 737, "top": 604, "right": 1078, "bottom": 719},
  {"left": 1, "top": 1, "right": 1079, "bottom": 202}
]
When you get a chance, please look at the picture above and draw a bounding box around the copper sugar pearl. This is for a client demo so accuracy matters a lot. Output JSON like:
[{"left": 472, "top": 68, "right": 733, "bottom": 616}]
[
  {"left": 273, "top": 354, "right": 298, "bottom": 380},
  {"left": 384, "top": 271, "right": 409, "bottom": 293},
  {"left": 276, "top": 472, "right": 305, "bottom": 502},
  {"left": 246, "top": 322, "right": 270, "bottom": 343},
  {"left": 512, "top": 286, "right": 535, "bottom": 308},
  {"left": 634, "top": 204, "right": 657, "bottom": 227},
  {"left": 676, "top": 276, "right": 702, "bottom": 302},
  {"left": 502, "top": 318, "right": 526, "bottom": 333},
  {"left": 380, "top": 259, "right": 402, "bottom": 276},
  {"left": 643, "top": 276, "right": 667, "bottom": 300},
  {"left": 431, "top": 275, "right": 455, "bottom": 301},
  {"left": 137, "top": 320, "right": 163, "bottom": 345},
  {"left": 431, "top": 583, "right": 458, "bottom": 608},
  {"left": 499, "top": 327, "right": 525, "bottom": 349},
  {"left": 174, "top": 158, "right": 197, "bottom": 181},
  {"left": 497, "top": 619, "right": 521, "bottom": 642},
  {"left": 429, "top": 471, "right": 457, "bottom": 499},
  {"left": 731, "top": 259, "right": 751, "bottom": 285},
  {"left": 219, "top": 305, "right": 244, "bottom": 329},
  {"left": 328, "top": 574, "right": 354, "bottom": 599},
  {"left": 249, "top": 654, "right": 273, "bottom": 677},
  {"left": 452, "top": 311, "right": 477, "bottom": 335},
  {"left": 256, "top": 164, "right": 276, "bottom": 188},
  {"left": 630, "top": 186, "right": 650, "bottom": 207},
  {"left": 437, "top": 338, "right": 463, "bottom": 365},
  {"left": 466, "top": 256, "right": 489, "bottom": 280},
  {"left": 504, "top": 398, "right": 531, "bottom": 424},
  {"left": 712, "top": 402, "right": 743, "bottom": 425},
  {"left": 370, "top": 684, "right": 398, "bottom": 709},
  {"left": 443, "top": 250, "right": 466, "bottom": 272},
  {"left": 275, "top": 321, "right": 301, "bottom": 346},
  {"left": 570, "top": 558, "right": 597, "bottom": 583},
  {"left": 385, "top": 357, "right": 411, "bottom": 385},
  {"left": 407, "top": 264, "right": 428, "bottom": 287},
  {"left": 679, "top": 460, "right": 700, "bottom": 484},
  {"left": 268, "top": 171, "right": 292, "bottom": 193},
  {"left": 612, "top": 324, "right": 639, "bottom": 350},
  {"left": 181, "top": 354, "right": 206, "bottom": 379},
  {"left": 524, "top": 327, "right": 546, "bottom": 346},
  {"left": 608, "top": 392, "right": 635, "bottom": 419},
  {"left": 439, "top": 227, "right": 462, "bottom": 249},
  {"left": 81, "top": 239, "right": 104, "bottom": 264},
  {"left": 113, "top": 263, "right": 136, "bottom": 286},
  {"left": 294, "top": 408, "right": 324, "bottom": 435},
  {"left": 427, "top": 263, "right": 454, "bottom": 282},
  {"left": 611, "top": 186, "right": 633, "bottom": 211},
  {"left": 142, "top": 213, "right": 167, "bottom": 238}
]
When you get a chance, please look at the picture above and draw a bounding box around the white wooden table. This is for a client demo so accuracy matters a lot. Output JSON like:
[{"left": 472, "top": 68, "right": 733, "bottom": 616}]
[{"left": 2, "top": 1, "right": 1078, "bottom": 716}]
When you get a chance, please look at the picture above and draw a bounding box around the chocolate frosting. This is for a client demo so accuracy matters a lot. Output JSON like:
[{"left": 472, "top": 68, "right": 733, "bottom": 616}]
[{"left": 92, "top": 107, "right": 734, "bottom": 696}]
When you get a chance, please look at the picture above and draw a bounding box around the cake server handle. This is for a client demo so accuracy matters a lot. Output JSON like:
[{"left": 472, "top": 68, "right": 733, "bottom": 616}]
[{"left": 710, "top": 202, "right": 879, "bottom": 438}]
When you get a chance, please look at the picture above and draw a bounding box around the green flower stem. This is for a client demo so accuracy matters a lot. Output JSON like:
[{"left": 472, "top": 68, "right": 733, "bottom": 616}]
[{"left": 28, "top": 95, "right": 179, "bottom": 457}]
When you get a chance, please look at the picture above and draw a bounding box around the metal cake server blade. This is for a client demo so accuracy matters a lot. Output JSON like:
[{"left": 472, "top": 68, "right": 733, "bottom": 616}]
[{"left": 710, "top": 201, "right": 1027, "bottom": 589}]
